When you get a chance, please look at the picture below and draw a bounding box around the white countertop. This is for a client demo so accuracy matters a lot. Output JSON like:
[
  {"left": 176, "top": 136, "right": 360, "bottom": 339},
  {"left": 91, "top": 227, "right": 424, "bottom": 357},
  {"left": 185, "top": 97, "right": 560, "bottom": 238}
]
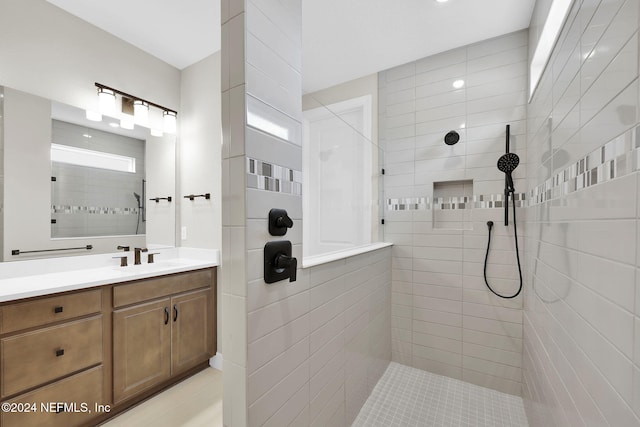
[{"left": 0, "top": 247, "right": 220, "bottom": 303}]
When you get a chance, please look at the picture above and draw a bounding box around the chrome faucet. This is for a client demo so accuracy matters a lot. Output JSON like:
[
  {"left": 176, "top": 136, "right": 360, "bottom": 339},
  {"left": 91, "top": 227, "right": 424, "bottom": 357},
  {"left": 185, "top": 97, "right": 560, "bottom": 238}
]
[{"left": 134, "top": 247, "right": 148, "bottom": 265}]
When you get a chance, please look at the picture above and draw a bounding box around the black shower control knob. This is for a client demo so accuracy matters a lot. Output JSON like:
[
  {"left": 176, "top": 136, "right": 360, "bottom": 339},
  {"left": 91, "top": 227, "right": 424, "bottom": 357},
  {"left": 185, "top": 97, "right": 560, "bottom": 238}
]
[
  {"left": 276, "top": 215, "right": 293, "bottom": 229},
  {"left": 268, "top": 209, "right": 293, "bottom": 236}
]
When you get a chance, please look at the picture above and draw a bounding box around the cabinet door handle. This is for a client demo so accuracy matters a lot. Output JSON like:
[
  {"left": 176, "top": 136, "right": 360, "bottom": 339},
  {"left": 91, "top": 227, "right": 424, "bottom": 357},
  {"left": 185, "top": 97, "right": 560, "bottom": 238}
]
[
  {"left": 54, "top": 306, "right": 63, "bottom": 313},
  {"left": 164, "top": 307, "right": 170, "bottom": 325},
  {"left": 56, "top": 349, "right": 64, "bottom": 357},
  {"left": 173, "top": 305, "right": 178, "bottom": 322}
]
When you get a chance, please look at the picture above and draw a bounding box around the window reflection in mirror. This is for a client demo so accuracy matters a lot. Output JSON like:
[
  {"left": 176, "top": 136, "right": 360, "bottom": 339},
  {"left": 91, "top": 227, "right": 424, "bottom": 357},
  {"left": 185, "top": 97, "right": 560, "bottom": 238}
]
[{"left": 51, "top": 119, "right": 146, "bottom": 238}]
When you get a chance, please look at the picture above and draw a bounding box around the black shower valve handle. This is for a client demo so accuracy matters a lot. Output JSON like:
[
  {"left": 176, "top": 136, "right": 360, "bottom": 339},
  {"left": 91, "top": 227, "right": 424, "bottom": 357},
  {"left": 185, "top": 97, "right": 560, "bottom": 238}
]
[{"left": 275, "top": 254, "right": 297, "bottom": 282}]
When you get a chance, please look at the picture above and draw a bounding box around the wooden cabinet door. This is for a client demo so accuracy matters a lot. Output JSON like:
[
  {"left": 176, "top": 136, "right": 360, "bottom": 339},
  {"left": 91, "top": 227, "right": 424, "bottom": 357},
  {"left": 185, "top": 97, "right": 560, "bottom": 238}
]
[
  {"left": 171, "top": 288, "right": 213, "bottom": 375},
  {"left": 113, "top": 298, "right": 171, "bottom": 404}
]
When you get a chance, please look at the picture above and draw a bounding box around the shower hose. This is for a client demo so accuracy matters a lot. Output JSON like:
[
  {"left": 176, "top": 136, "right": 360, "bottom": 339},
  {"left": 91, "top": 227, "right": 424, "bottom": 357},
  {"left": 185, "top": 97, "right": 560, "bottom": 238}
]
[{"left": 483, "top": 191, "right": 523, "bottom": 299}]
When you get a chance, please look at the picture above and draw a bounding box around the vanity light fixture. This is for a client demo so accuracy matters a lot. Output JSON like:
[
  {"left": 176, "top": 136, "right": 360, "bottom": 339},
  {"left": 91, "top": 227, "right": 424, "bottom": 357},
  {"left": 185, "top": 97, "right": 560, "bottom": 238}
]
[
  {"left": 133, "top": 100, "right": 149, "bottom": 125},
  {"left": 85, "top": 110, "right": 102, "bottom": 122},
  {"left": 94, "top": 82, "right": 178, "bottom": 135},
  {"left": 163, "top": 110, "right": 177, "bottom": 134},
  {"left": 97, "top": 87, "right": 116, "bottom": 115}
]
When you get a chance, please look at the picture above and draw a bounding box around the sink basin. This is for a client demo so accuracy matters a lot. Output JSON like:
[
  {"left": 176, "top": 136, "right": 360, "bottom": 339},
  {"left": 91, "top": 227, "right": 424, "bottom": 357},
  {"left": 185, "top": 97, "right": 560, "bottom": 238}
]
[{"left": 112, "top": 260, "right": 191, "bottom": 273}]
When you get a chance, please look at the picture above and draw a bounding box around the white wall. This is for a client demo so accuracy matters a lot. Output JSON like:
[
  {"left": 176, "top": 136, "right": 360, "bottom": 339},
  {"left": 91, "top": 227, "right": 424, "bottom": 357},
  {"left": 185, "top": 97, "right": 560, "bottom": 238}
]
[
  {"left": 302, "top": 75, "right": 381, "bottom": 251},
  {"left": 179, "top": 52, "right": 222, "bottom": 250},
  {"left": 523, "top": 0, "right": 640, "bottom": 425},
  {"left": 180, "top": 52, "right": 223, "bottom": 356},
  {"left": 0, "top": 0, "right": 180, "bottom": 114},
  {"left": 302, "top": 74, "right": 379, "bottom": 145}
]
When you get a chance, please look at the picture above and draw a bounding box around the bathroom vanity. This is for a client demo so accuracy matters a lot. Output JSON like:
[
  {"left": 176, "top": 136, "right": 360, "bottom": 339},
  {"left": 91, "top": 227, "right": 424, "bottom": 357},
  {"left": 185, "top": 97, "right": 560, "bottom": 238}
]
[{"left": 0, "top": 250, "right": 218, "bottom": 427}]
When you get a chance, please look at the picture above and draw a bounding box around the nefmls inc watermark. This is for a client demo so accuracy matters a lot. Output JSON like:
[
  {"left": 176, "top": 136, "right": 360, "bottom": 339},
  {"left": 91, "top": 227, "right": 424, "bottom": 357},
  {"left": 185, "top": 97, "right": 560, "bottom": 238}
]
[{"left": 1, "top": 401, "right": 111, "bottom": 414}]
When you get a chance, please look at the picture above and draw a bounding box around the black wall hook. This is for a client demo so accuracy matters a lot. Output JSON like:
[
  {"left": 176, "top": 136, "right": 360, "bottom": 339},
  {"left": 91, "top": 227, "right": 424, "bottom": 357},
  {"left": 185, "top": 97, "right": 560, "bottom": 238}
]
[
  {"left": 184, "top": 193, "right": 211, "bottom": 201},
  {"left": 150, "top": 196, "right": 172, "bottom": 203}
]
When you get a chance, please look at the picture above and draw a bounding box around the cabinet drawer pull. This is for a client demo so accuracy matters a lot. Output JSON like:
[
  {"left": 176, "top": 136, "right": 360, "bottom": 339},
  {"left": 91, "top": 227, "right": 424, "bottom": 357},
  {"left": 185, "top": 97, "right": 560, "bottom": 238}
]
[
  {"left": 164, "top": 307, "right": 170, "bottom": 325},
  {"left": 54, "top": 306, "right": 64, "bottom": 313},
  {"left": 173, "top": 305, "right": 178, "bottom": 322},
  {"left": 55, "top": 348, "right": 65, "bottom": 357}
]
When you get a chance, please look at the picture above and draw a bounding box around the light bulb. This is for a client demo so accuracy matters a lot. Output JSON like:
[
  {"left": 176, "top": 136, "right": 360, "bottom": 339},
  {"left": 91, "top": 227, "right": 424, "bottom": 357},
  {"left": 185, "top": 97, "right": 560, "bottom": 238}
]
[
  {"left": 163, "top": 111, "right": 177, "bottom": 134},
  {"left": 97, "top": 87, "right": 116, "bottom": 115},
  {"left": 133, "top": 100, "right": 149, "bottom": 126}
]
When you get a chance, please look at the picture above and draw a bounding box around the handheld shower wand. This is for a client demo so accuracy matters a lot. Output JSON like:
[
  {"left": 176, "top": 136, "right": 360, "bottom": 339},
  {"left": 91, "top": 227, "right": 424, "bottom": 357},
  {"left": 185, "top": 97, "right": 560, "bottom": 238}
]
[
  {"left": 497, "top": 152, "right": 519, "bottom": 193},
  {"left": 483, "top": 124, "right": 523, "bottom": 299},
  {"left": 133, "top": 192, "right": 142, "bottom": 234}
]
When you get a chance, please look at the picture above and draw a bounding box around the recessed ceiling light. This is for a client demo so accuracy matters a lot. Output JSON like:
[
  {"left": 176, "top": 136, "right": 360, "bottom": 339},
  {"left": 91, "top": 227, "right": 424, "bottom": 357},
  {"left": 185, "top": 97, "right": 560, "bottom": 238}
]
[
  {"left": 82, "top": 134, "right": 92, "bottom": 138},
  {"left": 435, "top": 0, "right": 449, "bottom": 3},
  {"left": 452, "top": 79, "right": 465, "bottom": 89},
  {"left": 109, "top": 122, "right": 120, "bottom": 128}
]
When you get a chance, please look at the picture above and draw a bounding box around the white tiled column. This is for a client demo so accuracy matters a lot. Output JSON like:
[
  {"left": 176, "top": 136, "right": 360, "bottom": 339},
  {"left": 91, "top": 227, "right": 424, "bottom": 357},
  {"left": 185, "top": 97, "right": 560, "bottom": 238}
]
[{"left": 221, "top": 0, "right": 303, "bottom": 426}]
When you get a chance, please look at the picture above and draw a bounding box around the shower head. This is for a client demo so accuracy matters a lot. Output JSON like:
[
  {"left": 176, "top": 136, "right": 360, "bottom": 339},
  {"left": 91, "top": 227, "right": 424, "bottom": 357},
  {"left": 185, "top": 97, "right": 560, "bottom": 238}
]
[
  {"left": 444, "top": 130, "right": 460, "bottom": 145},
  {"left": 133, "top": 192, "right": 141, "bottom": 208},
  {"left": 497, "top": 152, "right": 519, "bottom": 192}
]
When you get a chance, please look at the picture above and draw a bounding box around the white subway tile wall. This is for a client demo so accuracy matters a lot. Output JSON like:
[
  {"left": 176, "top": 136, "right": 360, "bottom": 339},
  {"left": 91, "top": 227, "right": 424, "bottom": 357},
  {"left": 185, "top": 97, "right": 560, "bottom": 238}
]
[
  {"left": 222, "top": 1, "right": 392, "bottom": 426},
  {"left": 524, "top": 0, "right": 640, "bottom": 425},
  {"left": 380, "top": 30, "right": 528, "bottom": 396},
  {"left": 247, "top": 248, "right": 391, "bottom": 427},
  {"left": 51, "top": 120, "right": 145, "bottom": 237}
]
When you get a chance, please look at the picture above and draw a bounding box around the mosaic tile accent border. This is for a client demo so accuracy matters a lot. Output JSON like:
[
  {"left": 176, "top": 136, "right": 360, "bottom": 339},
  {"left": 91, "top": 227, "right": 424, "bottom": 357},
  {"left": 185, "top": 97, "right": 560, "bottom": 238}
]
[
  {"left": 528, "top": 126, "right": 637, "bottom": 205},
  {"left": 246, "top": 157, "right": 302, "bottom": 196},
  {"left": 386, "top": 193, "right": 526, "bottom": 211},
  {"left": 51, "top": 205, "right": 139, "bottom": 215}
]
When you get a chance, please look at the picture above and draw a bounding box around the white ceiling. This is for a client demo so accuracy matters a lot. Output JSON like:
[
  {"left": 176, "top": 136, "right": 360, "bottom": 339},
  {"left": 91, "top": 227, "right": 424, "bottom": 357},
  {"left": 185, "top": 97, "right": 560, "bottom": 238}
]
[
  {"left": 47, "top": 0, "right": 221, "bottom": 70},
  {"left": 47, "top": 0, "right": 536, "bottom": 92},
  {"left": 303, "top": 0, "right": 537, "bottom": 92}
]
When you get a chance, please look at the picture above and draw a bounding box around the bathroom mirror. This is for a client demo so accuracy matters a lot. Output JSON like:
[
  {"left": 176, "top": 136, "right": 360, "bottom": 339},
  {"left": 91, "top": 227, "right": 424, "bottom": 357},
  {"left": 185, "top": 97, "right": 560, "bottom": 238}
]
[{"left": 0, "top": 86, "right": 176, "bottom": 260}]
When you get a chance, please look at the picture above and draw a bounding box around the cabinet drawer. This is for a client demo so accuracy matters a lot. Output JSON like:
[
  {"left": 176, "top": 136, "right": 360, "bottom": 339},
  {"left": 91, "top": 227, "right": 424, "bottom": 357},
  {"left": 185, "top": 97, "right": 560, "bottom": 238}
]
[
  {"left": 113, "top": 268, "right": 213, "bottom": 307},
  {"left": 1, "top": 365, "right": 104, "bottom": 427},
  {"left": 1, "top": 316, "right": 103, "bottom": 398},
  {"left": 0, "top": 289, "right": 102, "bottom": 334}
]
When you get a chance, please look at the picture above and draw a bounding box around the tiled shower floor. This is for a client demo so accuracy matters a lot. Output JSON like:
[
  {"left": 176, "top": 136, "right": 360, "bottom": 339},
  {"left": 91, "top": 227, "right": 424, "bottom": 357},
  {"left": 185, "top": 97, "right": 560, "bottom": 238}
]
[{"left": 352, "top": 362, "right": 528, "bottom": 427}]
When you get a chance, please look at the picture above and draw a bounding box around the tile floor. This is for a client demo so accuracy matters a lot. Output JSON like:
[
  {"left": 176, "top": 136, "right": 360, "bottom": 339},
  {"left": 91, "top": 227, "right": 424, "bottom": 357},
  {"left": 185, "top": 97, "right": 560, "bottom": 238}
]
[
  {"left": 101, "top": 367, "right": 223, "bottom": 427},
  {"left": 99, "top": 363, "right": 528, "bottom": 427},
  {"left": 352, "top": 362, "right": 529, "bottom": 427}
]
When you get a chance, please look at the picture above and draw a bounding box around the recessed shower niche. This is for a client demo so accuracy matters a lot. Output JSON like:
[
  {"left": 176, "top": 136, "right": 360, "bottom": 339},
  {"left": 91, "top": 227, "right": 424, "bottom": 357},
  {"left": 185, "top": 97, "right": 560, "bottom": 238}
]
[{"left": 432, "top": 180, "right": 473, "bottom": 230}]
